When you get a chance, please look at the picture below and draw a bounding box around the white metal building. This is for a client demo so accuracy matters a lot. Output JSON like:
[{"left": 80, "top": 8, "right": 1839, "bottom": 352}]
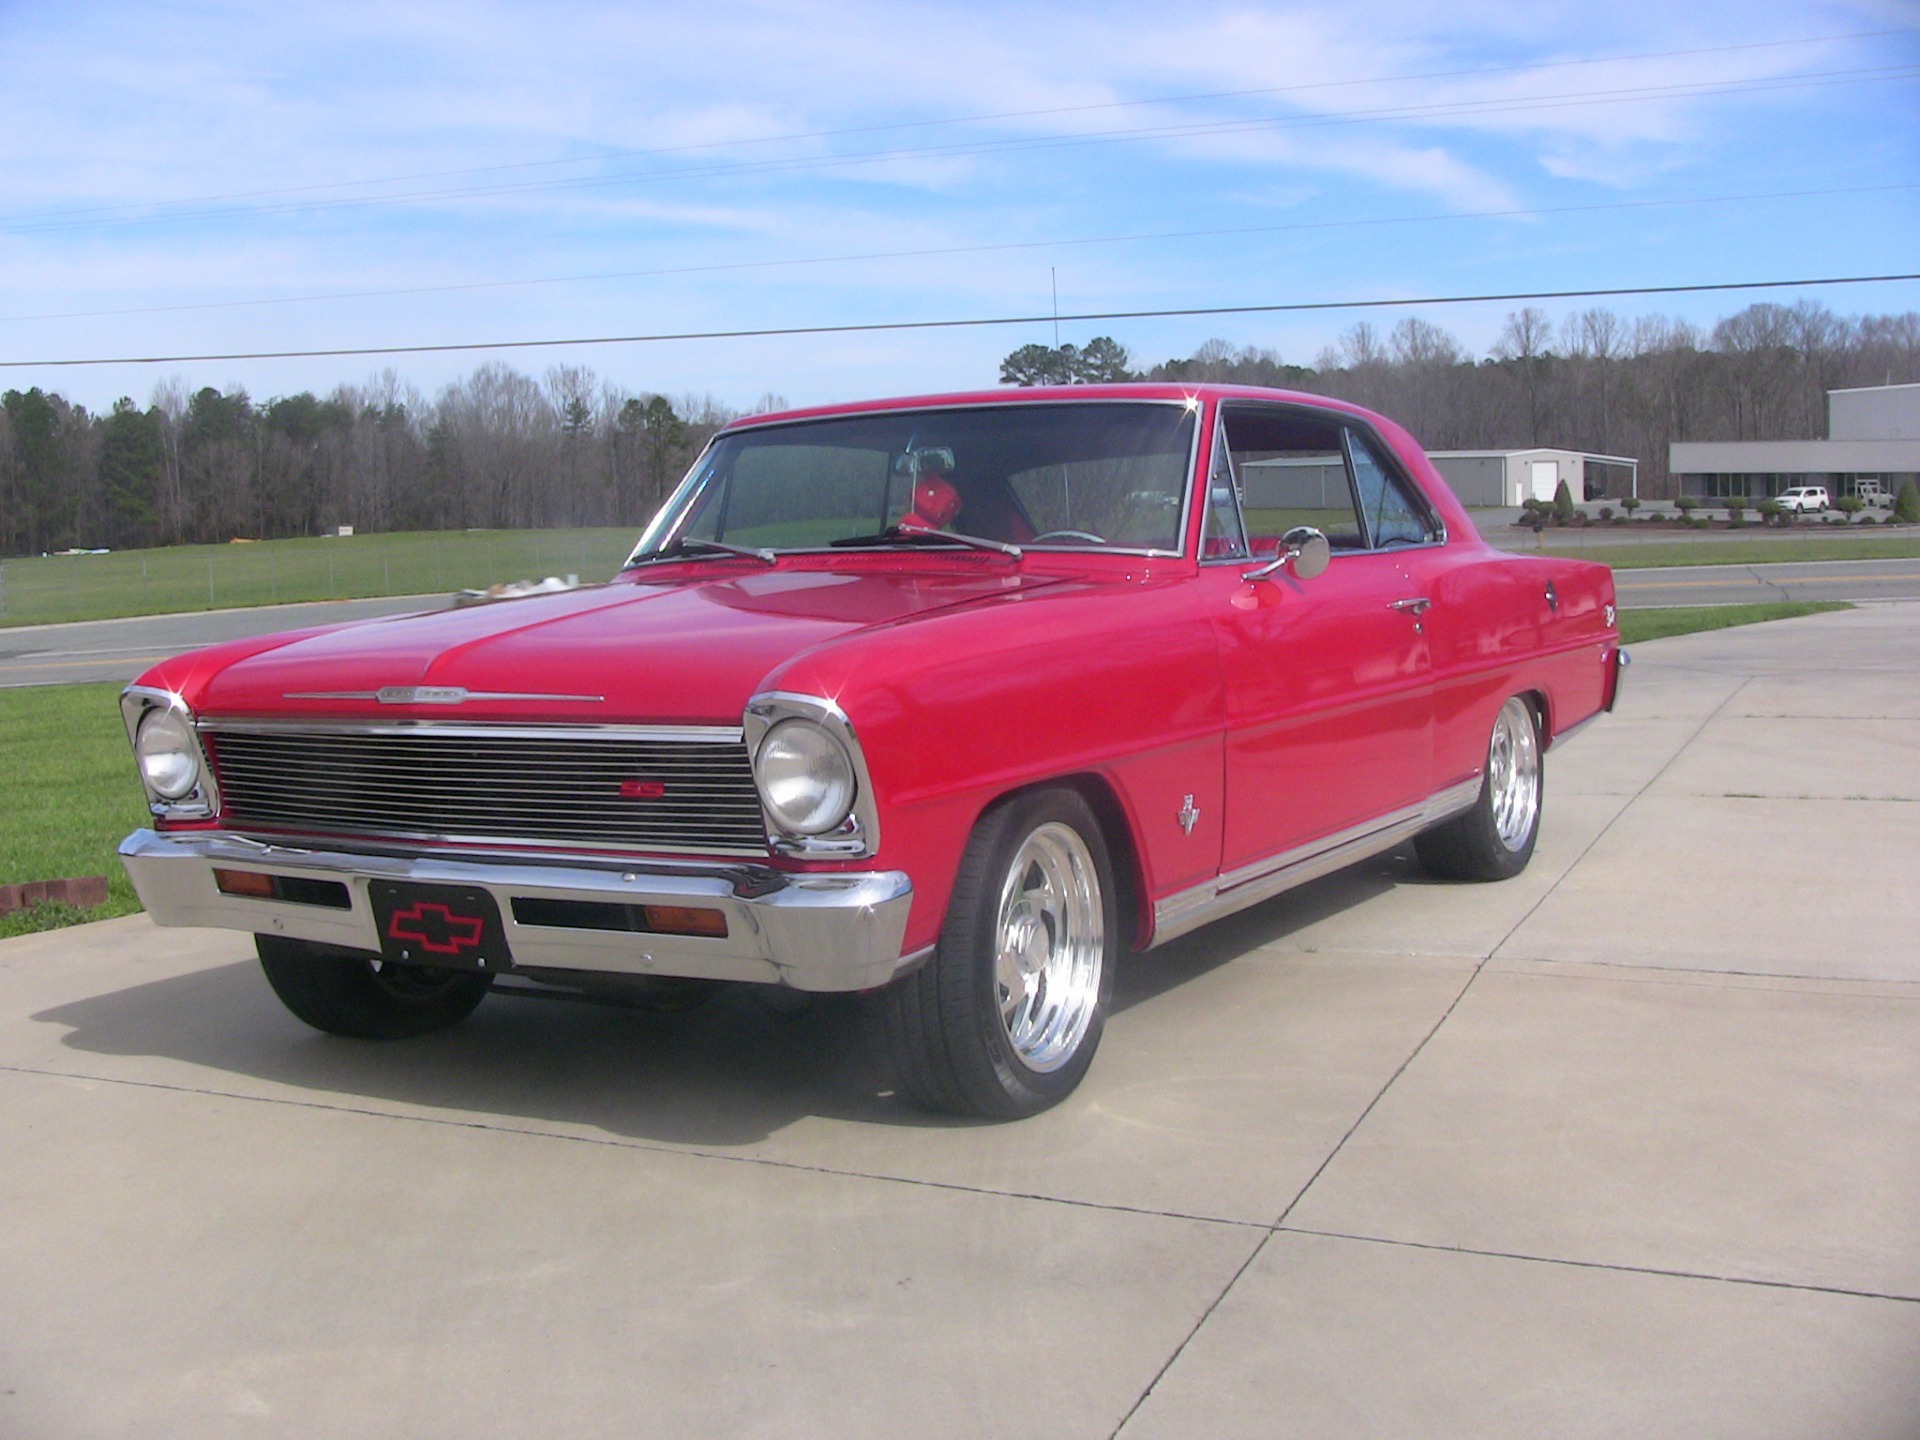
[{"left": 1426, "top": 449, "right": 1640, "bottom": 507}]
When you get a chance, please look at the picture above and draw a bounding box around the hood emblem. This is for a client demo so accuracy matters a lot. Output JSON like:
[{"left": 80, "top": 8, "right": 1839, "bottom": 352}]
[{"left": 284, "top": 686, "right": 605, "bottom": 704}]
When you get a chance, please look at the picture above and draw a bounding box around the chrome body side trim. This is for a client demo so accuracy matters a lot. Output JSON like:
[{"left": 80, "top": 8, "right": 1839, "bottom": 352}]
[
  {"left": 119, "top": 829, "right": 916, "bottom": 993},
  {"left": 283, "top": 687, "right": 606, "bottom": 705},
  {"left": 1149, "top": 776, "right": 1483, "bottom": 947}
]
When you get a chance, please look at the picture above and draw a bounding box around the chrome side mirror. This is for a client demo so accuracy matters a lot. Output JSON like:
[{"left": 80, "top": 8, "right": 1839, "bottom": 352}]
[{"left": 1243, "top": 526, "right": 1331, "bottom": 583}]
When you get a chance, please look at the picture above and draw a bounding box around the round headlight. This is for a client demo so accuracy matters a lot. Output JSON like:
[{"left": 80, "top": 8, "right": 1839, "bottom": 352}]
[
  {"left": 136, "top": 708, "right": 200, "bottom": 801},
  {"left": 755, "top": 720, "right": 856, "bottom": 836}
]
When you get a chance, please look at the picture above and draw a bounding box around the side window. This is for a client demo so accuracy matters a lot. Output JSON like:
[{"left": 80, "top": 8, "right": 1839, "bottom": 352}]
[
  {"left": 1346, "top": 429, "right": 1437, "bottom": 548},
  {"left": 1222, "top": 406, "right": 1366, "bottom": 551},
  {"left": 1200, "top": 420, "right": 1249, "bottom": 559}
]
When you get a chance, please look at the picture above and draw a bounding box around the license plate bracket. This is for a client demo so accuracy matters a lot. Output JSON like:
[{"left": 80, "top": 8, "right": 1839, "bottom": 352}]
[{"left": 368, "top": 881, "right": 513, "bottom": 972}]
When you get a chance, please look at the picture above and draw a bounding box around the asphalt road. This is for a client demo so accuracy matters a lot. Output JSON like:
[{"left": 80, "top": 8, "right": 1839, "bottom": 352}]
[
  {"left": 4, "top": 604, "right": 1916, "bottom": 1437},
  {"left": 1612, "top": 555, "right": 1920, "bottom": 608},
  {"left": 0, "top": 594, "right": 448, "bottom": 688},
  {"left": 6, "top": 560, "right": 1920, "bottom": 689}
]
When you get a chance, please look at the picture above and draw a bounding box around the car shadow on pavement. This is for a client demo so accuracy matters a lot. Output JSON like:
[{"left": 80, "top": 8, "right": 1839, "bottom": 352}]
[{"left": 31, "top": 854, "right": 1408, "bottom": 1146}]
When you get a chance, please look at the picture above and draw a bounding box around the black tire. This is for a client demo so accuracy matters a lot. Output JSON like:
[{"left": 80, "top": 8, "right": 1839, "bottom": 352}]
[
  {"left": 1415, "top": 695, "right": 1543, "bottom": 882},
  {"left": 256, "top": 935, "right": 493, "bottom": 1039},
  {"left": 881, "top": 788, "right": 1118, "bottom": 1119}
]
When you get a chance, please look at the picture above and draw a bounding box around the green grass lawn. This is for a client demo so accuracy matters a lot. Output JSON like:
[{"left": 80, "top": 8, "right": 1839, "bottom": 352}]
[
  {"left": 1617, "top": 601, "right": 1851, "bottom": 645},
  {"left": 0, "top": 683, "right": 150, "bottom": 937},
  {"left": 0, "top": 527, "right": 640, "bottom": 627},
  {"left": 1529, "top": 535, "right": 1920, "bottom": 569}
]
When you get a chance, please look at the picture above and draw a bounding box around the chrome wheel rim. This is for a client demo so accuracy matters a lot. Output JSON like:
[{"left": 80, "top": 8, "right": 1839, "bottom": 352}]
[
  {"left": 1488, "top": 697, "right": 1541, "bottom": 852},
  {"left": 993, "top": 822, "right": 1104, "bottom": 1073}
]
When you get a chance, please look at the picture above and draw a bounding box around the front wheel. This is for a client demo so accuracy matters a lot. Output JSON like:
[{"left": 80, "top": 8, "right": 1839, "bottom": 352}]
[
  {"left": 1415, "top": 695, "right": 1542, "bottom": 881},
  {"left": 257, "top": 935, "right": 493, "bottom": 1039},
  {"left": 881, "top": 789, "right": 1117, "bottom": 1119}
]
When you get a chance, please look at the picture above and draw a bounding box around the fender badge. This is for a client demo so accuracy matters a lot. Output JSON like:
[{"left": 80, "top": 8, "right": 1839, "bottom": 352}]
[
  {"left": 379, "top": 685, "right": 469, "bottom": 705},
  {"left": 1178, "top": 795, "right": 1199, "bottom": 835}
]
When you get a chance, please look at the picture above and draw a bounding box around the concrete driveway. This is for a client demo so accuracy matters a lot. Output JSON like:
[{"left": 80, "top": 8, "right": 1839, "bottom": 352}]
[{"left": 3, "top": 606, "right": 1917, "bottom": 1438}]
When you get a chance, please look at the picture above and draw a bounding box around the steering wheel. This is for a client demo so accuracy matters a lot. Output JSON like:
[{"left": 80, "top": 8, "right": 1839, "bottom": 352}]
[{"left": 1030, "top": 529, "right": 1108, "bottom": 545}]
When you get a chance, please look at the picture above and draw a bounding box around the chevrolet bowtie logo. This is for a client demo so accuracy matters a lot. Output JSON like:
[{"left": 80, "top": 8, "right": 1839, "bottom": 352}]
[{"left": 386, "top": 901, "right": 486, "bottom": 956}]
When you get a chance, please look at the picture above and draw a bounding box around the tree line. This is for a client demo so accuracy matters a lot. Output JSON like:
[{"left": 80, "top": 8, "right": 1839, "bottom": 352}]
[
  {"left": 0, "top": 364, "right": 773, "bottom": 557},
  {"left": 1006, "top": 300, "right": 1920, "bottom": 497},
  {"left": 5, "top": 300, "right": 1918, "bottom": 555}
]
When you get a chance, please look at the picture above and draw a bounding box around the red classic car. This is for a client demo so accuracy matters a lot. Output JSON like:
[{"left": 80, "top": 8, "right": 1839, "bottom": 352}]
[{"left": 119, "top": 384, "right": 1624, "bottom": 1118}]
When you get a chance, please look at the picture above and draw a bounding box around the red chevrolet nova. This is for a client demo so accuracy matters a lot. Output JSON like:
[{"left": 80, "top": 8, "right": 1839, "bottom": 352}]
[{"left": 119, "top": 384, "right": 1624, "bottom": 1118}]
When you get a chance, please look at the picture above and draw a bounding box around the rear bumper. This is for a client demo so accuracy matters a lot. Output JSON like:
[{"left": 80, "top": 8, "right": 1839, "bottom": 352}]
[
  {"left": 119, "top": 829, "right": 918, "bottom": 992},
  {"left": 1605, "top": 645, "right": 1630, "bottom": 711}
]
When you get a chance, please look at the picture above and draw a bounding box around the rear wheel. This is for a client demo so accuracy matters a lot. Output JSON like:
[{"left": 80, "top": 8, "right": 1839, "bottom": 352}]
[
  {"left": 1415, "top": 695, "right": 1542, "bottom": 882},
  {"left": 882, "top": 789, "right": 1117, "bottom": 1119},
  {"left": 257, "top": 935, "right": 493, "bottom": 1039}
]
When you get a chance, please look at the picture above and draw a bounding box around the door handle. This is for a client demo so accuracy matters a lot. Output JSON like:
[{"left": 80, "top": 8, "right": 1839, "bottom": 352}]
[{"left": 1389, "top": 597, "right": 1432, "bottom": 615}]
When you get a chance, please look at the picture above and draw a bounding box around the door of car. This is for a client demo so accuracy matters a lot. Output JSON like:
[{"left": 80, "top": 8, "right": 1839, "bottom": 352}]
[{"left": 1200, "top": 403, "right": 1437, "bottom": 875}]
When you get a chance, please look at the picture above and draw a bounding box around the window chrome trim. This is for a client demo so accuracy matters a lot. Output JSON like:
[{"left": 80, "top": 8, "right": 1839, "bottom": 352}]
[
  {"left": 628, "top": 399, "right": 1203, "bottom": 565},
  {"left": 743, "top": 690, "right": 883, "bottom": 859}
]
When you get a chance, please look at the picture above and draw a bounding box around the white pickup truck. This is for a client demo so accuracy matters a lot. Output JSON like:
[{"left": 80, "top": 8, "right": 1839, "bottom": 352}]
[{"left": 1856, "top": 479, "right": 1894, "bottom": 509}]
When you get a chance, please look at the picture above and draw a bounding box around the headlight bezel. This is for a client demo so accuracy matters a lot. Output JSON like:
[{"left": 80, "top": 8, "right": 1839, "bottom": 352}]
[
  {"left": 743, "top": 693, "right": 879, "bottom": 858},
  {"left": 121, "top": 686, "right": 219, "bottom": 819},
  {"left": 755, "top": 719, "right": 857, "bottom": 837}
]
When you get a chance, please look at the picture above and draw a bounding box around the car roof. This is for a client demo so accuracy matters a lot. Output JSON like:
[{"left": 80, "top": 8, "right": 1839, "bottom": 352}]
[{"left": 715, "top": 382, "right": 1389, "bottom": 434}]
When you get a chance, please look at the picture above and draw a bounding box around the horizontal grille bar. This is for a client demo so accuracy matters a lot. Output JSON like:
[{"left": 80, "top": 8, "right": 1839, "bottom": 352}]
[{"left": 205, "top": 726, "right": 767, "bottom": 854}]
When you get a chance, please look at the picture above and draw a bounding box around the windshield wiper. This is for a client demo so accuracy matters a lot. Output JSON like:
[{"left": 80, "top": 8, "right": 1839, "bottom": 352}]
[
  {"left": 631, "top": 537, "right": 777, "bottom": 567},
  {"left": 829, "top": 525, "right": 1022, "bottom": 559}
]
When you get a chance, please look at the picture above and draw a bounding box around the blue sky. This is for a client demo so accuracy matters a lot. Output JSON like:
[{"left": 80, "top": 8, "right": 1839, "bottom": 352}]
[{"left": 1, "top": 0, "right": 1915, "bottom": 413}]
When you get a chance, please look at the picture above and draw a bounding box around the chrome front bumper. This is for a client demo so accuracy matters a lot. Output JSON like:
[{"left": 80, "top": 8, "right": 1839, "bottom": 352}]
[{"left": 119, "top": 829, "right": 918, "bottom": 992}]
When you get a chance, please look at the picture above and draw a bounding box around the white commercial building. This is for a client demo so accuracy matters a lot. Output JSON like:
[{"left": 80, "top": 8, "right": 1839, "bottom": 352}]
[{"left": 1671, "top": 382, "right": 1920, "bottom": 501}]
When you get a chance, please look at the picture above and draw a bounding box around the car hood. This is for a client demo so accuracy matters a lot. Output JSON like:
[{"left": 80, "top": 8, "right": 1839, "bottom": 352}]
[{"left": 187, "top": 565, "right": 1068, "bottom": 724}]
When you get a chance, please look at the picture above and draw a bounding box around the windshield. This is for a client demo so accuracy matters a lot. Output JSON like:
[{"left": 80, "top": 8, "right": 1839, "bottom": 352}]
[{"left": 628, "top": 402, "right": 1197, "bottom": 561}]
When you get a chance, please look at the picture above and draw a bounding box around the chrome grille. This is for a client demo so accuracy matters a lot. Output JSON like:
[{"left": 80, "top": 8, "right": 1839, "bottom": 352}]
[{"left": 204, "top": 724, "right": 767, "bottom": 855}]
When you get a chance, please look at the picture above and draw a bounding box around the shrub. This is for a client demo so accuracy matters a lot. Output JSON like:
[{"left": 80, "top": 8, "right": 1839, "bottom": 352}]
[
  {"left": 1756, "top": 499, "right": 1783, "bottom": 525},
  {"left": 1620, "top": 496, "right": 1641, "bottom": 515},
  {"left": 1725, "top": 502, "right": 1745, "bottom": 526},
  {"left": 1553, "top": 479, "right": 1575, "bottom": 523},
  {"left": 1837, "top": 495, "right": 1864, "bottom": 515},
  {"left": 1897, "top": 480, "right": 1920, "bottom": 524},
  {"left": 1596, "top": 505, "right": 1614, "bottom": 522},
  {"left": 1859, "top": 514, "right": 1879, "bottom": 525},
  {"left": 1674, "top": 496, "right": 1699, "bottom": 515}
]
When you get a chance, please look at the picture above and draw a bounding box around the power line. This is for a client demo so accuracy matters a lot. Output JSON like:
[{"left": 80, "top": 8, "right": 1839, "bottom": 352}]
[
  {"left": 15, "top": 27, "right": 1908, "bottom": 229},
  {"left": 6, "top": 181, "right": 1913, "bottom": 327},
  {"left": 8, "top": 62, "right": 1914, "bottom": 238},
  {"left": 6, "top": 272, "right": 1916, "bottom": 370}
]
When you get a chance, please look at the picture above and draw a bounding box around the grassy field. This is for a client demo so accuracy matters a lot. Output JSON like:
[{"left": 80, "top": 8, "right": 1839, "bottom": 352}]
[
  {"left": 3, "top": 525, "right": 1914, "bottom": 628},
  {"left": 0, "top": 527, "right": 640, "bottom": 628},
  {"left": 0, "top": 683, "right": 149, "bottom": 938},
  {"left": 1526, "top": 535, "right": 1920, "bottom": 569},
  {"left": 1617, "top": 601, "right": 1851, "bottom": 645}
]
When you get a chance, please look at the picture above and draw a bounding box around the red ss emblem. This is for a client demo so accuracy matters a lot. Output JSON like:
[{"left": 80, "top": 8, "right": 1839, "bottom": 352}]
[{"left": 619, "top": 780, "right": 666, "bottom": 799}]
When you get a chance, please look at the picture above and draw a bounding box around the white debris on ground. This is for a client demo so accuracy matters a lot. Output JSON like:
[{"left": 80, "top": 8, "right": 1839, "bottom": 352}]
[{"left": 453, "top": 574, "right": 581, "bottom": 606}]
